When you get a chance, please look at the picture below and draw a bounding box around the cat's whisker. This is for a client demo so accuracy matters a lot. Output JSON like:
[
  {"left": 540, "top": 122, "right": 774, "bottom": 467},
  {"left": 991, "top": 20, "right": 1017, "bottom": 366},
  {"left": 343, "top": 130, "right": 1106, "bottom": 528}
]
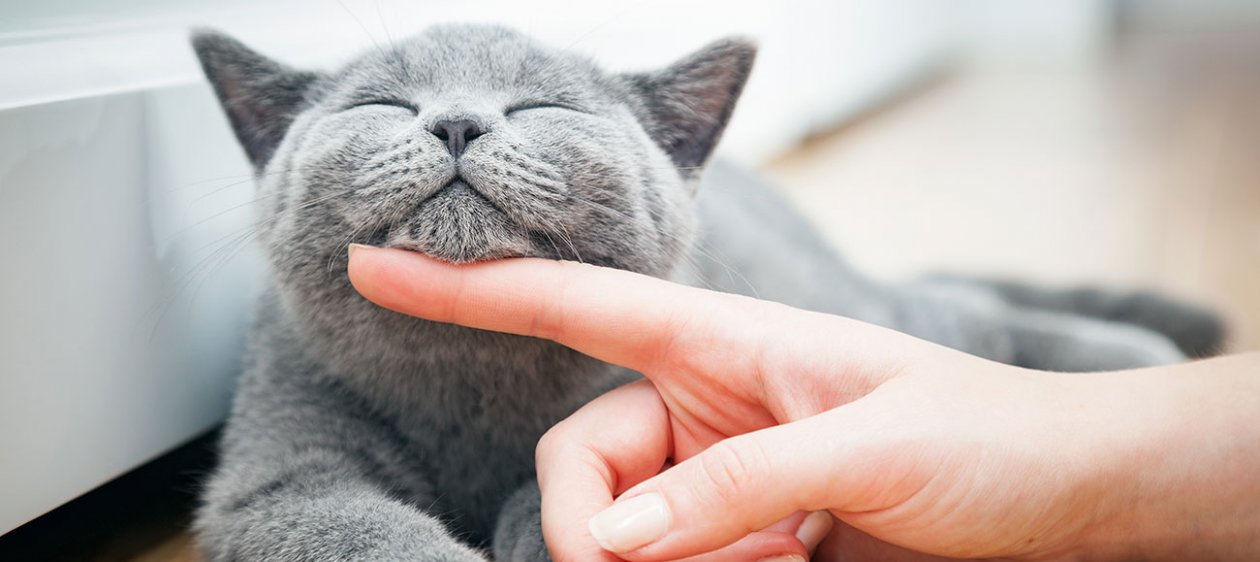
[
  {"left": 373, "top": 0, "right": 394, "bottom": 46},
  {"left": 559, "top": 1, "right": 644, "bottom": 53},
  {"left": 326, "top": 189, "right": 404, "bottom": 274},
  {"left": 181, "top": 227, "right": 263, "bottom": 321},
  {"left": 163, "top": 164, "right": 327, "bottom": 197},
  {"left": 187, "top": 176, "right": 267, "bottom": 204},
  {"left": 335, "top": 0, "right": 389, "bottom": 59},
  {"left": 146, "top": 186, "right": 364, "bottom": 333},
  {"left": 165, "top": 176, "right": 351, "bottom": 243},
  {"left": 553, "top": 222, "right": 586, "bottom": 265},
  {"left": 141, "top": 223, "right": 265, "bottom": 339},
  {"left": 165, "top": 172, "right": 261, "bottom": 195},
  {"left": 184, "top": 165, "right": 331, "bottom": 201},
  {"left": 537, "top": 230, "right": 566, "bottom": 261},
  {"left": 563, "top": 192, "right": 762, "bottom": 298}
]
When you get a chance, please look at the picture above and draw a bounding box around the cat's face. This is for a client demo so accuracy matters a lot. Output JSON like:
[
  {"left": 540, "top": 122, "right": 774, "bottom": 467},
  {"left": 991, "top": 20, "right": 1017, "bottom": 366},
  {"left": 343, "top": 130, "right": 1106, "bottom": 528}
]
[{"left": 194, "top": 24, "right": 753, "bottom": 287}]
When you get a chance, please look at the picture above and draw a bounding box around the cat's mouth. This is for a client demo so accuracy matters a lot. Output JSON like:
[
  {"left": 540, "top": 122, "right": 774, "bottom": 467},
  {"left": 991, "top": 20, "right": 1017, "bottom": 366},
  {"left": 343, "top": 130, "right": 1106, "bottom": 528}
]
[
  {"left": 432, "top": 176, "right": 491, "bottom": 205},
  {"left": 380, "top": 178, "right": 542, "bottom": 264}
]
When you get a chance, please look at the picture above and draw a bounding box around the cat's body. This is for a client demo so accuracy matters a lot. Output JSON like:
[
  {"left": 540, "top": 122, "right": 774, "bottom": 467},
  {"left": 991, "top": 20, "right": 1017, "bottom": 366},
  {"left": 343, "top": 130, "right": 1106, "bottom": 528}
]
[
  {"left": 690, "top": 163, "right": 1195, "bottom": 371},
  {"left": 191, "top": 25, "right": 1219, "bottom": 562}
]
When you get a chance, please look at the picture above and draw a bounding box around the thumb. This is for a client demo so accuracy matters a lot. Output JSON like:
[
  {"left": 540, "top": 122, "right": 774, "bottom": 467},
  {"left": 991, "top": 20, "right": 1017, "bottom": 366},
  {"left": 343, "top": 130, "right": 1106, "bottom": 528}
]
[{"left": 586, "top": 408, "right": 874, "bottom": 561}]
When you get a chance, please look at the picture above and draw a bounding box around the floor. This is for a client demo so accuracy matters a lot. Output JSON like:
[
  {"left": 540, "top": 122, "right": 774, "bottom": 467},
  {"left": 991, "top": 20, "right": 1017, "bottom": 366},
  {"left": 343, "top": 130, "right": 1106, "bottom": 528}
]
[
  {"left": 37, "top": 22, "right": 1260, "bottom": 562},
  {"left": 763, "top": 29, "right": 1260, "bottom": 353},
  {"left": 120, "top": 535, "right": 199, "bottom": 562}
]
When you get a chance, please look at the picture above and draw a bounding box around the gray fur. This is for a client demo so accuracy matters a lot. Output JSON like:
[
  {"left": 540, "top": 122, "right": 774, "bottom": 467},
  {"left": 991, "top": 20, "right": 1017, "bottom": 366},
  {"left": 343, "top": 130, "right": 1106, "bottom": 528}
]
[
  {"left": 190, "top": 24, "right": 1216, "bottom": 562},
  {"left": 928, "top": 275, "right": 1227, "bottom": 358}
]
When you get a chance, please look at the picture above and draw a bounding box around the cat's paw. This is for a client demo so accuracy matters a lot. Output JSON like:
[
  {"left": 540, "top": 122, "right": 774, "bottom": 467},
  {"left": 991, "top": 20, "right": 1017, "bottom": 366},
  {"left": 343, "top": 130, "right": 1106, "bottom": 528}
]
[
  {"left": 493, "top": 484, "right": 552, "bottom": 562},
  {"left": 410, "top": 546, "right": 493, "bottom": 562},
  {"left": 495, "top": 531, "right": 551, "bottom": 562},
  {"left": 1105, "top": 292, "right": 1227, "bottom": 358}
]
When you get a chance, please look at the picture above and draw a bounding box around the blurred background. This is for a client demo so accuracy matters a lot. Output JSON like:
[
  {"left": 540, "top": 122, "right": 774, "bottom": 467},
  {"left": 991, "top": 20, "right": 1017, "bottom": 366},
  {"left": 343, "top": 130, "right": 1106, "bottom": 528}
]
[{"left": 1, "top": 1, "right": 1258, "bottom": 560}]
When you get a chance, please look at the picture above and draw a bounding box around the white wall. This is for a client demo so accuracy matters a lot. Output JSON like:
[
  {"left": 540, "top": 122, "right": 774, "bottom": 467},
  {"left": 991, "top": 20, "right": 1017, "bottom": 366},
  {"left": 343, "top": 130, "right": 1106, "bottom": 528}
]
[
  {"left": 1118, "top": 0, "right": 1260, "bottom": 29},
  {"left": 1, "top": 0, "right": 963, "bottom": 161},
  {"left": 960, "top": 0, "right": 1114, "bottom": 65}
]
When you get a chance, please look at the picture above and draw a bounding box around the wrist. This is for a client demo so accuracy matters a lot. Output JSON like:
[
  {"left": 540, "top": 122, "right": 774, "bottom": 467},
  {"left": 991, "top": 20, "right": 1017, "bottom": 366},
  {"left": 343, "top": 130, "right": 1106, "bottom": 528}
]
[{"left": 1070, "top": 355, "right": 1260, "bottom": 562}]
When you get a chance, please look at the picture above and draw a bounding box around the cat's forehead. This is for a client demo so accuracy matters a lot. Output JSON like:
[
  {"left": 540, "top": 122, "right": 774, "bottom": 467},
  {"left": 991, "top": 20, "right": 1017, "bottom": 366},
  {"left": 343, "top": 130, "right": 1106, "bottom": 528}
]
[{"left": 335, "top": 25, "right": 610, "bottom": 98}]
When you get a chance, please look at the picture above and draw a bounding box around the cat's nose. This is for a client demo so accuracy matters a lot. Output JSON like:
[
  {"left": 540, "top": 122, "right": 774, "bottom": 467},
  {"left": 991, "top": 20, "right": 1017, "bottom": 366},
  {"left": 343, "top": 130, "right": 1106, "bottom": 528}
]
[{"left": 430, "top": 119, "right": 483, "bottom": 158}]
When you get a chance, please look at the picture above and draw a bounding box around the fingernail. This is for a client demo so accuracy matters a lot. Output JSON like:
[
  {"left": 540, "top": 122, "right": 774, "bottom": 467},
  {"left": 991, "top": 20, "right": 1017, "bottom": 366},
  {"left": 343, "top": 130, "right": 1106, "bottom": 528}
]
[
  {"left": 795, "top": 511, "right": 833, "bottom": 551},
  {"left": 347, "top": 243, "right": 371, "bottom": 257},
  {"left": 756, "top": 555, "right": 806, "bottom": 562},
  {"left": 588, "top": 493, "right": 672, "bottom": 553}
]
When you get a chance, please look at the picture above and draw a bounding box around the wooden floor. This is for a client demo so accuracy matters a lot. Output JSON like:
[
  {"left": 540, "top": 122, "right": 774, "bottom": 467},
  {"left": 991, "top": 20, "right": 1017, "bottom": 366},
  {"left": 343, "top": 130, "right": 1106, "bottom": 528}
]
[
  {"left": 59, "top": 24, "right": 1260, "bottom": 562},
  {"left": 122, "top": 534, "right": 199, "bottom": 562},
  {"left": 764, "top": 29, "right": 1260, "bottom": 352}
]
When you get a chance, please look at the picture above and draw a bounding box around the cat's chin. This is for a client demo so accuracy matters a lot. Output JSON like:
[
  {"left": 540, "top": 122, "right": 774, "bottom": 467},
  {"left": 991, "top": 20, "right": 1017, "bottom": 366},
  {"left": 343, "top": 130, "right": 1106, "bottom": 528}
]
[
  {"left": 380, "top": 180, "right": 544, "bottom": 263},
  {"left": 383, "top": 239, "right": 538, "bottom": 264}
]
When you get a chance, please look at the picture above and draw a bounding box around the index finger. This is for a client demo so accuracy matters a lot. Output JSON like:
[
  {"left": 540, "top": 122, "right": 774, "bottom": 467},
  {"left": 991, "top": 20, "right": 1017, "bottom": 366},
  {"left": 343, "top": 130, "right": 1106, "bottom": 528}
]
[{"left": 347, "top": 244, "right": 772, "bottom": 376}]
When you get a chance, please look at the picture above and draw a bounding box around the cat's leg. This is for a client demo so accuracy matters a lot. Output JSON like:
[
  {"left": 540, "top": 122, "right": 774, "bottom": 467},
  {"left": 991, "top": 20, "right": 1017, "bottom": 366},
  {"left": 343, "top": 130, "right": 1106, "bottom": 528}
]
[
  {"left": 493, "top": 482, "right": 551, "bottom": 562},
  {"left": 195, "top": 364, "right": 485, "bottom": 562},
  {"left": 890, "top": 284, "right": 1184, "bottom": 372},
  {"left": 998, "top": 308, "right": 1187, "bottom": 372},
  {"left": 929, "top": 275, "right": 1227, "bottom": 357}
]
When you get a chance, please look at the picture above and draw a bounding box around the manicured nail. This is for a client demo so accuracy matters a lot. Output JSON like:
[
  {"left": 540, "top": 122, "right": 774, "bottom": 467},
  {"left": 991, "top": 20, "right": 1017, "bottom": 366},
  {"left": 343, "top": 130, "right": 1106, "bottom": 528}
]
[
  {"left": 756, "top": 555, "right": 806, "bottom": 562},
  {"left": 795, "top": 511, "right": 833, "bottom": 551},
  {"left": 588, "top": 493, "right": 672, "bottom": 553}
]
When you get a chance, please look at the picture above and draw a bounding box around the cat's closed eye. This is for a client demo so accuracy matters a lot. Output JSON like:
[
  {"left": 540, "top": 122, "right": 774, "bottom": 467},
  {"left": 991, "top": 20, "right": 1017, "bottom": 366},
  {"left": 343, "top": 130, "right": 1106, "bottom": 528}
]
[
  {"left": 504, "top": 101, "right": 585, "bottom": 116},
  {"left": 348, "top": 99, "right": 419, "bottom": 115}
]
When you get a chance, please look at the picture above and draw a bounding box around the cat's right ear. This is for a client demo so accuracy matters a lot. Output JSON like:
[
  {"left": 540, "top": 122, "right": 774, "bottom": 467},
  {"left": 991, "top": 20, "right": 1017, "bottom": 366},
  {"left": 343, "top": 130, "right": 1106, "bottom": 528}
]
[
  {"left": 191, "top": 29, "right": 320, "bottom": 170},
  {"left": 622, "top": 38, "right": 757, "bottom": 176}
]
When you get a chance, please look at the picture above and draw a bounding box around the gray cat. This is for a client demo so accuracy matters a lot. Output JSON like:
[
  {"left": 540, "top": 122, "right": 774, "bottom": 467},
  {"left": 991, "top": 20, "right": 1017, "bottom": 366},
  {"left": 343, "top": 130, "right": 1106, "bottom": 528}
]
[{"left": 190, "top": 24, "right": 1222, "bottom": 562}]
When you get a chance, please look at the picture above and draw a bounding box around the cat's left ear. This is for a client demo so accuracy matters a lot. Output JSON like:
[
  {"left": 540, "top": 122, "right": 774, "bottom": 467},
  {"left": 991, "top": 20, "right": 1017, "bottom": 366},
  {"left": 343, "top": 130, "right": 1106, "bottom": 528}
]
[
  {"left": 623, "top": 38, "right": 757, "bottom": 174},
  {"left": 191, "top": 29, "right": 321, "bottom": 170}
]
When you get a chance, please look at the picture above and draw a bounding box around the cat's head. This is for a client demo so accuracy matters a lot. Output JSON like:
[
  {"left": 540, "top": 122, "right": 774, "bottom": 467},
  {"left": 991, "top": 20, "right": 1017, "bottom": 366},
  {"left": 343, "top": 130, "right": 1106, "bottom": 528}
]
[{"left": 193, "top": 24, "right": 753, "bottom": 290}]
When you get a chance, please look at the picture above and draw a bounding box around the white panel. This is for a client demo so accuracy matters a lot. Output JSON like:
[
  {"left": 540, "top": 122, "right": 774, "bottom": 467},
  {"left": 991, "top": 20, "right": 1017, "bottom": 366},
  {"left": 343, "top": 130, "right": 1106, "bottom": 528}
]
[{"left": 0, "top": 86, "right": 261, "bottom": 533}]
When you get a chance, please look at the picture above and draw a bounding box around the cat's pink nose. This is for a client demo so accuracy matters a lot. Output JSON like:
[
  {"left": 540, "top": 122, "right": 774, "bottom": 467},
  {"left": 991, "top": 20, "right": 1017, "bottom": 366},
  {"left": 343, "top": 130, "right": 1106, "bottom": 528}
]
[{"left": 430, "top": 119, "right": 483, "bottom": 158}]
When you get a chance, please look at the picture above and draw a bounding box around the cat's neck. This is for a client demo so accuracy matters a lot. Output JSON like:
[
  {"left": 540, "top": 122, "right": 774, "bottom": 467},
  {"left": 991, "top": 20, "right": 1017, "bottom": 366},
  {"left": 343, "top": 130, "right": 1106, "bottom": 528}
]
[{"left": 267, "top": 284, "right": 615, "bottom": 424}]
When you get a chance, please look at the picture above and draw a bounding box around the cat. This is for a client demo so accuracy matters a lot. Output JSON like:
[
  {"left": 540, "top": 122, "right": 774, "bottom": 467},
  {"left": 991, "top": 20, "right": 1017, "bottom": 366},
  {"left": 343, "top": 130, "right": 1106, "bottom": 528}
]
[{"left": 189, "top": 24, "right": 1222, "bottom": 562}]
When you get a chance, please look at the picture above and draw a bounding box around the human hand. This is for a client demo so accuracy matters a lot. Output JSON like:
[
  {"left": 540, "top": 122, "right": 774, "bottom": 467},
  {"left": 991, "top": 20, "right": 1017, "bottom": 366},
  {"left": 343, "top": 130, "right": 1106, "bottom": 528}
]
[{"left": 346, "top": 246, "right": 1260, "bottom": 562}]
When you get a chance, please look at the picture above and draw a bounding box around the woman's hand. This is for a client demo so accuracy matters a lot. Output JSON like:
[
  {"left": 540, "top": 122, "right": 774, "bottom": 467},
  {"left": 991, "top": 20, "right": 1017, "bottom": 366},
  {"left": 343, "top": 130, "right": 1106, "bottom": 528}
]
[{"left": 347, "top": 246, "right": 1260, "bottom": 562}]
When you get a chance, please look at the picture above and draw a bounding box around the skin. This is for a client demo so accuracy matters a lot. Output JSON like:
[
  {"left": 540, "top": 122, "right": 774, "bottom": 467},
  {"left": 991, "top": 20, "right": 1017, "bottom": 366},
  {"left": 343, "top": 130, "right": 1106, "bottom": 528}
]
[{"left": 347, "top": 245, "right": 1260, "bottom": 562}]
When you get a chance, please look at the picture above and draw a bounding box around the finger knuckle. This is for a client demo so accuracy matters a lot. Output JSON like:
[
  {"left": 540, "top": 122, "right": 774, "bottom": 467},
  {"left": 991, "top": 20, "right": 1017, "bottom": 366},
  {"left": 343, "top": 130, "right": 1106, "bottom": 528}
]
[
  {"left": 533, "top": 260, "right": 578, "bottom": 342},
  {"left": 696, "top": 438, "right": 768, "bottom": 507},
  {"left": 535, "top": 422, "right": 572, "bottom": 465}
]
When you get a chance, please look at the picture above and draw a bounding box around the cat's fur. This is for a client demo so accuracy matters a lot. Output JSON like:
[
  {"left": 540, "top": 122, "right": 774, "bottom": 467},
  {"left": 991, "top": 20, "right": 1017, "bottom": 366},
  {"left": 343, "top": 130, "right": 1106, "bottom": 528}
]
[{"left": 190, "top": 25, "right": 1222, "bottom": 562}]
